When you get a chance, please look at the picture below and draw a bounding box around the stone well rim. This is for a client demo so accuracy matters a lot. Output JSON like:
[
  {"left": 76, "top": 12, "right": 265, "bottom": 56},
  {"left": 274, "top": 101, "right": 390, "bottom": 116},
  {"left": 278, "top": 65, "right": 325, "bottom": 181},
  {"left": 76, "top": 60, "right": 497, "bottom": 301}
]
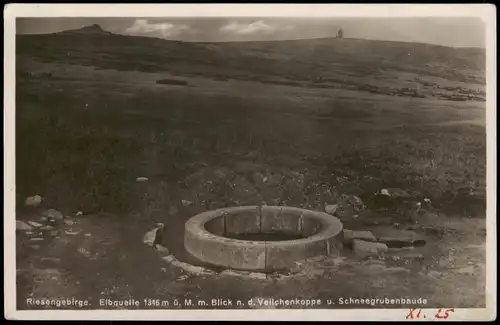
[{"left": 184, "top": 205, "right": 343, "bottom": 245}]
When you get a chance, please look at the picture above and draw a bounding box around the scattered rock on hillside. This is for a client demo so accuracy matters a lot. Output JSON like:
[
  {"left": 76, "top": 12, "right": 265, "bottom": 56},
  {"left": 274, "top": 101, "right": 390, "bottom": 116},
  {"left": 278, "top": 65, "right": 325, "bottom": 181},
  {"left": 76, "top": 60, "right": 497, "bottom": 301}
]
[
  {"left": 378, "top": 189, "right": 391, "bottom": 196},
  {"left": 26, "top": 221, "right": 44, "bottom": 228},
  {"left": 77, "top": 247, "right": 91, "bottom": 258},
  {"left": 455, "top": 265, "right": 476, "bottom": 275},
  {"left": 427, "top": 270, "right": 445, "bottom": 279},
  {"left": 162, "top": 255, "right": 214, "bottom": 276},
  {"left": 42, "top": 209, "right": 64, "bottom": 222},
  {"left": 221, "top": 270, "right": 268, "bottom": 280},
  {"left": 65, "top": 229, "right": 81, "bottom": 236},
  {"left": 396, "top": 188, "right": 418, "bottom": 199},
  {"left": 16, "top": 220, "right": 34, "bottom": 231},
  {"left": 324, "top": 204, "right": 338, "bottom": 215},
  {"left": 155, "top": 245, "right": 170, "bottom": 254},
  {"left": 370, "top": 188, "right": 415, "bottom": 209},
  {"left": 143, "top": 228, "right": 158, "bottom": 247},
  {"left": 25, "top": 195, "right": 43, "bottom": 207}
]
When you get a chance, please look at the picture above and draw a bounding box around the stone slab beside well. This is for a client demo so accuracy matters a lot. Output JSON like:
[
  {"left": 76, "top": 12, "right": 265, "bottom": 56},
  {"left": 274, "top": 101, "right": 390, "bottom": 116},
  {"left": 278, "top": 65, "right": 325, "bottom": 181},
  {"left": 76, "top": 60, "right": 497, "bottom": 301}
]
[
  {"left": 352, "top": 239, "right": 388, "bottom": 258},
  {"left": 184, "top": 206, "right": 343, "bottom": 272},
  {"left": 343, "top": 230, "right": 376, "bottom": 243}
]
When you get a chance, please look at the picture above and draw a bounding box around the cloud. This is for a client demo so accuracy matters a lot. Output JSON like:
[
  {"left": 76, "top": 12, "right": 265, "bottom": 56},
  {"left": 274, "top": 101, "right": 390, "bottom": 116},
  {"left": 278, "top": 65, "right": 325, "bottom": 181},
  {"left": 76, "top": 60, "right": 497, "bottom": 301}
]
[
  {"left": 219, "top": 20, "right": 294, "bottom": 35},
  {"left": 125, "top": 19, "right": 193, "bottom": 38}
]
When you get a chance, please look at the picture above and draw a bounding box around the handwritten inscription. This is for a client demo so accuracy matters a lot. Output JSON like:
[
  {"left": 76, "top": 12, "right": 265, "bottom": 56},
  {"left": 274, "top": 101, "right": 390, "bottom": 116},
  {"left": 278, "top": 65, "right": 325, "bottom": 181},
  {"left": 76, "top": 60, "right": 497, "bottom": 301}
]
[
  {"left": 407, "top": 308, "right": 455, "bottom": 320},
  {"left": 435, "top": 308, "right": 455, "bottom": 319}
]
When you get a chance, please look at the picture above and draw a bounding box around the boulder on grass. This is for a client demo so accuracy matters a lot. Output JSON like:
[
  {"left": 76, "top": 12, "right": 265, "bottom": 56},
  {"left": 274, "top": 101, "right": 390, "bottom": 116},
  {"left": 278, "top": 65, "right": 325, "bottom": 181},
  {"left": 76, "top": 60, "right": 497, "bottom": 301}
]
[
  {"left": 16, "top": 220, "right": 34, "bottom": 231},
  {"left": 324, "top": 204, "right": 338, "bottom": 215},
  {"left": 25, "top": 195, "right": 43, "bottom": 207},
  {"left": 41, "top": 209, "right": 64, "bottom": 223}
]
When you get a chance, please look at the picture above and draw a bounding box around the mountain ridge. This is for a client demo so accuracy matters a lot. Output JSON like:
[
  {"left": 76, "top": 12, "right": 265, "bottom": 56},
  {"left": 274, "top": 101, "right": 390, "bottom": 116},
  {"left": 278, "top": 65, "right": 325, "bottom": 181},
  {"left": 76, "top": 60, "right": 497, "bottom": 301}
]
[
  {"left": 54, "top": 24, "right": 113, "bottom": 36},
  {"left": 16, "top": 23, "right": 486, "bottom": 89},
  {"left": 21, "top": 24, "right": 486, "bottom": 51}
]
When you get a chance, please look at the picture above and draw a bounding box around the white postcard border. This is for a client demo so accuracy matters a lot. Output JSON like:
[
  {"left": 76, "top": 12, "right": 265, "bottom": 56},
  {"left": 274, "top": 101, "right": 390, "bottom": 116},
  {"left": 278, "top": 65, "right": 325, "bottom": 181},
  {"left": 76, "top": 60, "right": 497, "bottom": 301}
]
[{"left": 4, "top": 3, "right": 497, "bottom": 321}]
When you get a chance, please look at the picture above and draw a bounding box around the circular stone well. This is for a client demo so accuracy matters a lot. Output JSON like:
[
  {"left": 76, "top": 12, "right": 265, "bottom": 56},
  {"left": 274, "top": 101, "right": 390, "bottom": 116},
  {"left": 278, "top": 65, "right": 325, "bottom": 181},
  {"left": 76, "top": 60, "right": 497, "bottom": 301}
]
[{"left": 184, "top": 206, "right": 343, "bottom": 272}]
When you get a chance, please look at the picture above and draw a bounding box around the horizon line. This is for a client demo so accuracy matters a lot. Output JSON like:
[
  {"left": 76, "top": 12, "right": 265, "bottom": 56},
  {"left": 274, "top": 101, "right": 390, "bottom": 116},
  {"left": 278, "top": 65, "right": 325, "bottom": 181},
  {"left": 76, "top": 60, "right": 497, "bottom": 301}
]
[{"left": 17, "top": 28, "right": 486, "bottom": 50}]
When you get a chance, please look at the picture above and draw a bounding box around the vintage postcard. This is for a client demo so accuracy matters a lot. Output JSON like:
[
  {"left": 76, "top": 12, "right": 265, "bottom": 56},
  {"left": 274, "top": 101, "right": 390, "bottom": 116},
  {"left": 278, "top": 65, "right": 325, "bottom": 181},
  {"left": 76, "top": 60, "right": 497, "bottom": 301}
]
[{"left": 4, "top": 3, "right": 496, "bottom": 321}]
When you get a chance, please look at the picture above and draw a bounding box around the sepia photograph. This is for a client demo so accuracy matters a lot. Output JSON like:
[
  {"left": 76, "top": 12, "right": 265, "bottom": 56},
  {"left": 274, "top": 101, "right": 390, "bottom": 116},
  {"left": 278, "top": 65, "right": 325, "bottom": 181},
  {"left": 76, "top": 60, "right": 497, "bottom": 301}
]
[{"left": 4, "top": 3, "right": 496, "bottom": 321}]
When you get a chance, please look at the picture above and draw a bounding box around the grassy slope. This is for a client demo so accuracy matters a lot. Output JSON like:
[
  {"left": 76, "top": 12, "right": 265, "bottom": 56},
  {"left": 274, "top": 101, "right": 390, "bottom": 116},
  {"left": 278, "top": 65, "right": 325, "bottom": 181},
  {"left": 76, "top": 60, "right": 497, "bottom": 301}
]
[
  {"left": 17, "top": 33, "right": 486, "bottom": 91},
  {"left": 14, "top": 30, "right": 487, "bottom": 310},
  {"left": 15, "top": 32, "right": 486, "bottom": 217}
]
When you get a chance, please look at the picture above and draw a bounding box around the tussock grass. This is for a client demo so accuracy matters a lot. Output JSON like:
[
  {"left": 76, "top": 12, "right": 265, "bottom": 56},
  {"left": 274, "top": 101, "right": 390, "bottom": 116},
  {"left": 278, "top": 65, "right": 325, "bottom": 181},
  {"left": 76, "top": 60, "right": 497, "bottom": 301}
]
[{"left": 15, "top": 81, "right": 486, "bottom": 218}]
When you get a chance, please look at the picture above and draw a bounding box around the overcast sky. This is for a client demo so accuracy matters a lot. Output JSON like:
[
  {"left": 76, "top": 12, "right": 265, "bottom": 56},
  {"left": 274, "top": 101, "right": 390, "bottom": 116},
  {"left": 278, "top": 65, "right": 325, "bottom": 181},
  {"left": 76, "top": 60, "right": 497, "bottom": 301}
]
[{"left": 16, "top": 17, "right": 486, "bottom": 48}]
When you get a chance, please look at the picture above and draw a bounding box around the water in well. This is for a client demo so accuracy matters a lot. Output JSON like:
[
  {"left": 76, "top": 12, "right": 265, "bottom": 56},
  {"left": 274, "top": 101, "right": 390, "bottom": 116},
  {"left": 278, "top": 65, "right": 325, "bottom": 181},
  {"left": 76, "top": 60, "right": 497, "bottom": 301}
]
[{"left": 224, "top": 231, "right": 306, "bottom": 242}]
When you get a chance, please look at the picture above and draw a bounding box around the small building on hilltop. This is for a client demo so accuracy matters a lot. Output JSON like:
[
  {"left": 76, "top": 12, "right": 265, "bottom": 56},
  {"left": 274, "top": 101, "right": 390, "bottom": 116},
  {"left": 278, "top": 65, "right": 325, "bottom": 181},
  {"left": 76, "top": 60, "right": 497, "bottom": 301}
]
[{"left": 337, "top": 28, "right": 344, "bottom": 39}]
